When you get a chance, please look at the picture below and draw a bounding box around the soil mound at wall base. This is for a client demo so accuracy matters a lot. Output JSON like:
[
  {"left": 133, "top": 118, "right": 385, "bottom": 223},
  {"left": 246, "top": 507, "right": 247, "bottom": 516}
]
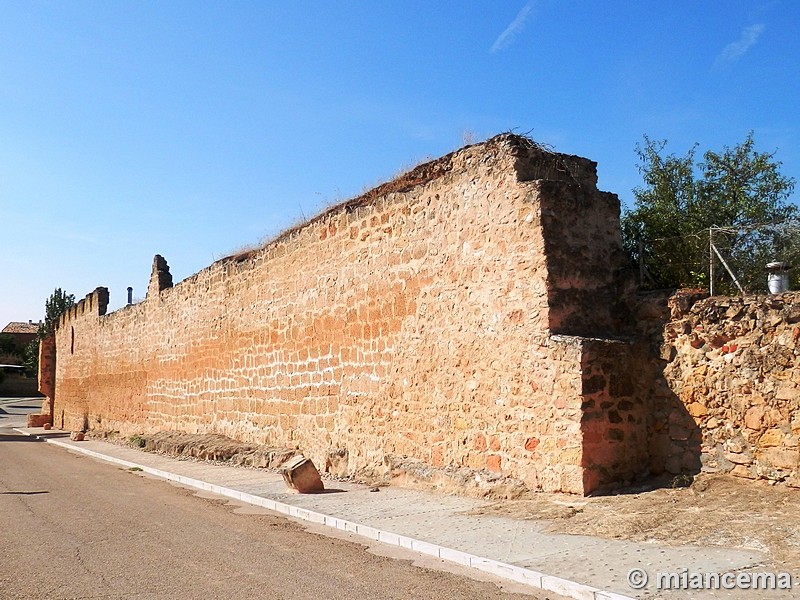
[
  {"left": 90, "top": 430, "right": 532, "bottom": 499},
  {"left": 356, "top": 454, "right": 531, "bottom": 500},
  {"left": 97, "top": 431, "right": 299, "bottom": 470}
]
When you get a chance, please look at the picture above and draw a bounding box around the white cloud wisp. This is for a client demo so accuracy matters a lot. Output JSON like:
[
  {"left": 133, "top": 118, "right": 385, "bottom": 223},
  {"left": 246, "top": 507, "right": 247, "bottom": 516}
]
[
  {"left": 715, "top": 24, "right": 765, "bottom": 66},
  {"left": 490, "top": 2, "right": 535, "bottom": 53}
]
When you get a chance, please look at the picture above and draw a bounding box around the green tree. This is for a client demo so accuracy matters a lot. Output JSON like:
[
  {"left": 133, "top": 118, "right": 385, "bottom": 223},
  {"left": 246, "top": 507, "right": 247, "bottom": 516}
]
[
  {"left": 40, "top": 288, "right": 76, "bottom": 337},
  {"left": 22, "top": 342, "right": 40, "bottom": 376},
  {"left": 0, "top": 333, "right": 21, "bottom": 361},
  {"left": 23, "top": 288, "right": 75, "bottom": 374},
  {"left": 622, "top": 132, "right": 797, "bottom": 291},
  {"left": 0, "top": 334, "right": 21, "bottom": 384}
]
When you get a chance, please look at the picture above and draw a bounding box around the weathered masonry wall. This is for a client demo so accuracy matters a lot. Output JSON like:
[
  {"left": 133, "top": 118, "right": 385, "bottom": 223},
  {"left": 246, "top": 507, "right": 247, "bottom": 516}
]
[
  {"left": 37, "top": 334, "right": 56, "bottom": 415},
  {"left": 49, "top": 135, "right": 638, "bottom": 495},
  {"left": 660, "top": 292, "right": 800, "bottom": 486}
]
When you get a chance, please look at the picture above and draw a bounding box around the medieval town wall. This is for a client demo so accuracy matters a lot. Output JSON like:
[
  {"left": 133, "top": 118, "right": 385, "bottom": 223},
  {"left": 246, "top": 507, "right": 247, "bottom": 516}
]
[{"left": 49, "top": 135, "right": 636, "bottom": 495}]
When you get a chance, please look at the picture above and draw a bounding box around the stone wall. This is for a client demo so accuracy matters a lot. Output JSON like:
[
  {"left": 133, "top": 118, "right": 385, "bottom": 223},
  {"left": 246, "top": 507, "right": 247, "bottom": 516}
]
[
  {"left": 38, "top": 334, "right": 56, "bottom": 416},
  {"left": 49, "top": 134, "right": 639, "bottom": 495},
  {"left": 578, "top": 336, "right": 649, "bottom": 491},
  {"left": 660, "top": 291, "right": 800, "bottom": 485},
  {"left": 48, "top": 129, "right": 798, "bottom": 493}
]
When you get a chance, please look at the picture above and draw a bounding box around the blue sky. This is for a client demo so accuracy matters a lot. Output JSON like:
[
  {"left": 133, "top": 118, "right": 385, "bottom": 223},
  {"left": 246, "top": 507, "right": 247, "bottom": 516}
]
[{"left": 1, "top": 1, "right": 798, "bottom": 326}]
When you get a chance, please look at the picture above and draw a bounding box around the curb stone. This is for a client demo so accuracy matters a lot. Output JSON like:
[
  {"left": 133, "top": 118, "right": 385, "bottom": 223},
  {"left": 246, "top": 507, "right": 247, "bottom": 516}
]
[{"left": 15, "top": 428, "right": 635, "bottom": 600}]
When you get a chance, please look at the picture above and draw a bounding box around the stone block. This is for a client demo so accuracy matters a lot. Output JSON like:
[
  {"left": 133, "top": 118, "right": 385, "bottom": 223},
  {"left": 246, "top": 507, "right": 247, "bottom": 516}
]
[
  {"left": 669, "top": 425, "right": 691, "bottom": 441},
  {"left": 70, "top": 431, "right": 85, "bottom": 441},
  {"left": 26, "top": 414, "right": 50, "bottom": 428},
  {"left": 744, "top": 406, "right": 765, "bottom": 430},
  {"left": 485, "top": 454, "right": 502, "bottom": 472},
  {"left": 324, "top": 448, "right": 349, "bottom": 477},
  {"left": 664, "top": 455, "right": 682, "bottom": 474},
  {"left": 281, "top": 455, "right": 324, "bottom": 493},
  {"left": 524, "top": 436, "right": 539, "bottom": 451},
  {"left": 775, "top": 384, "right": 797, "bottom": 401},
  {"left": 759, "top": 447, "right": 799, "bottom": 470},
  {"left": 759, "top": 429, "right": 784, "bottom": 448},
  {"left": 727, "top": 438, "right": 747, "bottom": 453},
  {"left": 724, "top": 451, "right": 752, "bottom": 465},
  {"left": 730, "top": 464, "right": 756, "bottom": 479},
  {"left": 687, "top": 402, "right": 708, "bottom": 418}
]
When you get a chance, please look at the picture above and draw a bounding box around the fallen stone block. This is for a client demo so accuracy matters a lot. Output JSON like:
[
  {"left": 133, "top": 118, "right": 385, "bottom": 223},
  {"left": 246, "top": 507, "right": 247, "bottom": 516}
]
[
  {"left": 281, "top": 455, "right": 324, "bottom": 493},
  {"left": 70, "top": 431, "right": 85, "bottom": 441},
  {"left": 26, "top": 414, "right": 50, "bottom": 428}
]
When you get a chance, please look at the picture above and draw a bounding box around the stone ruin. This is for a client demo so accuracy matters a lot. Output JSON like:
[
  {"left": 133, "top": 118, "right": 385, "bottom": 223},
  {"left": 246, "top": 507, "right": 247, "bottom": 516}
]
[{"left": 35, "top": 134, "right": 800, "bottom": 495}]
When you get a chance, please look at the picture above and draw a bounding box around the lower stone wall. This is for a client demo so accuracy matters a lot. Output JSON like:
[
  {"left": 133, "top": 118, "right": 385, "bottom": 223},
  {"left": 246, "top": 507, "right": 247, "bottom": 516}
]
[
  {"left": 38, "top": 335, "right": 56, "bottom": 415},
  {"left": 578, "top": 337, "right": 650, "bottom": 491},
  {"left": 662, "top": 292, "right": 800, "bottom": 485},
  {"left": 631, "top": 290, "right": 704, "bottom": 480}
]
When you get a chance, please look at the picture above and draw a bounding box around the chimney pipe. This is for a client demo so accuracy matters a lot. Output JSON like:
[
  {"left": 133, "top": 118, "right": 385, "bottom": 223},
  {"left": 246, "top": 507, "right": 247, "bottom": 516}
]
[{"left": 127, "top": 287, "right": 133, "bottom": 305}]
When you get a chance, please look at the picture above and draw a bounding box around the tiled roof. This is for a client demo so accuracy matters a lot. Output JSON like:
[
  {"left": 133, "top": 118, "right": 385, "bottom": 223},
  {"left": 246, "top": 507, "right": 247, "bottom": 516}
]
[{"left": 1, "top": 321, "right": 40, "bottom": 335}]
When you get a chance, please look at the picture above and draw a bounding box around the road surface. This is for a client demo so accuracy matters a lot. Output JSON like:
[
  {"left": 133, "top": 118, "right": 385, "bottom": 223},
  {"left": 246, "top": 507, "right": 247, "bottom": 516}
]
[{"left": 0, "top": 400, "right": 559, "bottom": 600}]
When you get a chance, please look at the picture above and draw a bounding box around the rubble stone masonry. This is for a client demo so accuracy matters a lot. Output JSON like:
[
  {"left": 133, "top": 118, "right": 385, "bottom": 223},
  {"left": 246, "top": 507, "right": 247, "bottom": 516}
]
[
  {"left": 661, "top": 292, "right": 800, "bottom": 486},
  {"left": 47, "top": 135, "right": 642, "bottom": 494}
]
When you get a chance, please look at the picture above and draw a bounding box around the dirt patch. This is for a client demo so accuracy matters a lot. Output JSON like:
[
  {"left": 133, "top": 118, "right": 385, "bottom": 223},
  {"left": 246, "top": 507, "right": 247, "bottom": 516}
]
[{"left": 466, "top": 473, "right": 800, "bottom": 571}]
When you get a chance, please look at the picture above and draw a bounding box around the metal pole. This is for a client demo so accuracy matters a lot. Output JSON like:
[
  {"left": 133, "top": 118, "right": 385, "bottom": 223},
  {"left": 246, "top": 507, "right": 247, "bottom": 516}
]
[
  {"left": 712, "top": 243, "right": 745, "bottom": 295},
  {"left": 709, "top": 227, "right": 715, "bottom": 296}
]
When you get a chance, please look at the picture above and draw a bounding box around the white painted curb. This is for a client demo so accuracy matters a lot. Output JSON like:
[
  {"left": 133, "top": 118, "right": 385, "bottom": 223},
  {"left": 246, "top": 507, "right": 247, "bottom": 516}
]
[{"left": 16, "top": 429, "right": 636, "bottom": 600}]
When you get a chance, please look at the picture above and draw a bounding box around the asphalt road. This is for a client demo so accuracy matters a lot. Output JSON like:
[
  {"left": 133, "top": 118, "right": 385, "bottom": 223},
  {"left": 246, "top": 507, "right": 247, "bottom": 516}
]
[
  {"left": 0, "top": 403, "right": 560, "bottom": 600},
  {"left": 0, "top": 396, "right": 42, "bottom": 429}
]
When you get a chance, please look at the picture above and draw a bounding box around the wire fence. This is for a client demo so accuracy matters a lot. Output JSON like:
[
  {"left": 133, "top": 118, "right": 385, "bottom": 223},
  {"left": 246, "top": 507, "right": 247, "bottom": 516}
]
[{"left": 636, "top": 220, "right": 800, "bottom": 295}]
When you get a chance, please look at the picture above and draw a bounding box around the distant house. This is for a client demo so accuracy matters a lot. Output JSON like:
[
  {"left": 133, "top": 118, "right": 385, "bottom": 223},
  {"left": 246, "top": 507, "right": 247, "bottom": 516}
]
[
  {"left": 1, "top": 321, "right": 40, "bottom": 353},
  {"left": 0, "top": 321, "right": 41, "bottom": 396}
]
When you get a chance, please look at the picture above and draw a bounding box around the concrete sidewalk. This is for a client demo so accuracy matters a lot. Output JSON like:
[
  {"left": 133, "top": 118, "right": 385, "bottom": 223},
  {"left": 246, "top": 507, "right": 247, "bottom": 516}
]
[{"left": 14, "top": 427, "right": 778, "bottom": 600}]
